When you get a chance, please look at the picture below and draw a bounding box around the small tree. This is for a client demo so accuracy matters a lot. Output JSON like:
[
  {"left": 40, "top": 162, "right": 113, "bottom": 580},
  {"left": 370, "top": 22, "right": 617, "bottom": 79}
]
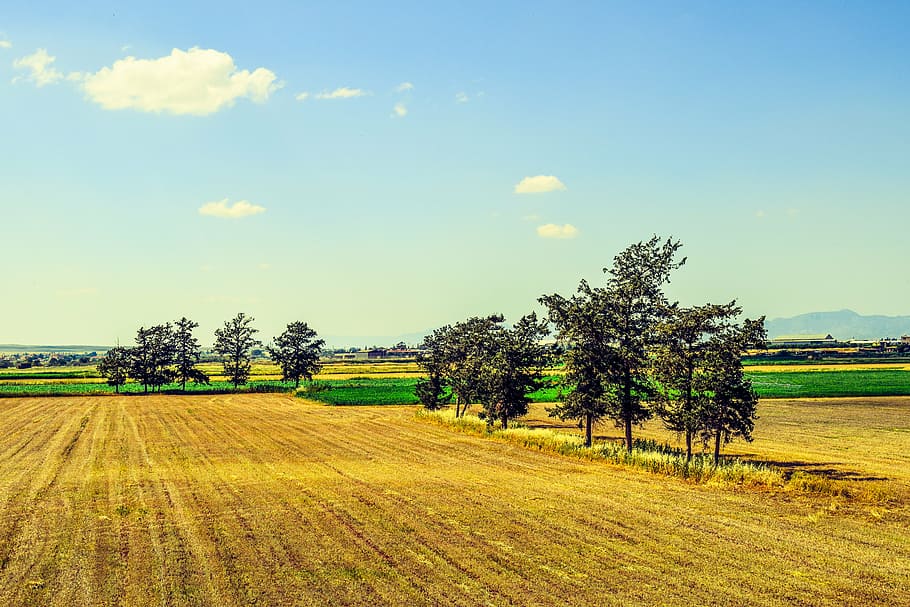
[
  {"left": 540, "top": 289, "right": 611, "bottom": 448},
  {"left": 416, "top": 315, "right": 503, "bottom": 417},
  {"left": 97, "top": 346, "right": 130, "bottom": 394},
  {"left": 653, "top": 302, "right": 740, "bottom": 460},
  {"left": 267, "top": 321, "right": 325, "bottom": 388},
  {"left": 476, "top": 313, "right": 551, "bottom": 429},
  {"left": 130, "top": 324, "right": 176, "bottom": 393},
  {"left": 173, "top": 317, "right": 209, "bottom": 391},
  {"left": 700, "top": 317, "right": 766, "bottom": 464},
  {"left": 214, "top": 313, "right": 261, "bottom": 390}
]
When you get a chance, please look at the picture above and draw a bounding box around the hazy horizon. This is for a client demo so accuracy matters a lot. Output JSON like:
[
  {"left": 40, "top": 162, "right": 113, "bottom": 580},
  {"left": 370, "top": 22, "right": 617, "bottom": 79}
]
[{"left": 3, "top": 1, "right": 909, "bottom": 344}]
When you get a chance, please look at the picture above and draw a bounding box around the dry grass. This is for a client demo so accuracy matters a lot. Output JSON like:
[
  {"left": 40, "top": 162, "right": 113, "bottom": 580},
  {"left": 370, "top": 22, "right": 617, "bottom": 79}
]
[
  {"left": 523, "top": 397, "right": 910, "bottom": 507},
  {"left": 744, "top": 362, "right": 910, "bottom": 372},
  {"left": 0, "top": 395, "right": 907, "bottom": 606}
]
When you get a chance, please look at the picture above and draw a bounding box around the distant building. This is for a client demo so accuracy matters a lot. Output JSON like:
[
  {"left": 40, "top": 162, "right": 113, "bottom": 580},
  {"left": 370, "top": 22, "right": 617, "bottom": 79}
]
[{"left": 768, "top": 334, "right": 837, "bottom": 347}]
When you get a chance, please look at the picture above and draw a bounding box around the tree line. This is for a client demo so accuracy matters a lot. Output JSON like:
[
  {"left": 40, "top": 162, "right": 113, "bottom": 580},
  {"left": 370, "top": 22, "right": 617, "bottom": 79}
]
[
  {"left": 98, "top": 313, "right": 324, "bottom": 392},
  {"left": 416, "top": 236, "right": 765, "bottom": 463}
]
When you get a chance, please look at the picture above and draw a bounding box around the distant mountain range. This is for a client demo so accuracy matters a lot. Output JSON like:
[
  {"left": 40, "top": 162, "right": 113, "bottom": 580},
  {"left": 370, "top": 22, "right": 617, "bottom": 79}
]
[
  {"left": 0, "top": 344, "right": 109, "bottom": 353},
  {"left": 765, "top": 310, "right": 910, "bottom": 340},
  {"left": 6, "top": 311, "right": 910, "bottom": 352}
]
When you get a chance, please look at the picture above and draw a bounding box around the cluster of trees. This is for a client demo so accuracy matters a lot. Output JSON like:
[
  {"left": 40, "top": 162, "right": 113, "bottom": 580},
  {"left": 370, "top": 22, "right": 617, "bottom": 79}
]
[
  {"left": 415, "top": 314, "right": 553, "bottom": 429},
  {"left": 97, "top": 314, "right": 325, "bottom": 392},
  {"left": 418, "top": 236, "right": 765, "bottom": 463}
]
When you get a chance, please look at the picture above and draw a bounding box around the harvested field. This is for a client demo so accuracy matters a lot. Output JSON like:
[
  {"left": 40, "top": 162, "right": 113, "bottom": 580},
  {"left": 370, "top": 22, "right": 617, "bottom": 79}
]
[{"left": 0, "top": 395, "right": 907, "bottom": 606}]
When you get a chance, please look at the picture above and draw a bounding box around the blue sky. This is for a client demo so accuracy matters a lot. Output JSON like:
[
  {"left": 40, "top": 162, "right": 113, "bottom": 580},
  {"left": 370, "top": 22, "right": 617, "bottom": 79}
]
[{"left": 1, "top": 1, "right": 909, "bottom": 346}]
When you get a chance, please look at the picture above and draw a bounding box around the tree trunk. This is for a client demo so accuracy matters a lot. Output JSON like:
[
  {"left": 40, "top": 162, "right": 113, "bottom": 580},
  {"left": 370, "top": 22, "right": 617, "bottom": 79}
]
[
  {"left": 714, "top": 430, "right": 722, "bottom": 465},
  {"left": 584, "top": 413, "right": 593, "bottom": 448},
  {"left": 501, "top": 416, "right": 508, "bottom": 430},
  {"left": 623, "top": 373, "right": 633, "bottom": 453},
  {"left": 624, "top": 415, "right": 633, "bottom": 453},
  {"left": 685, "top": 431, "right": 692, "bottom": 461}
]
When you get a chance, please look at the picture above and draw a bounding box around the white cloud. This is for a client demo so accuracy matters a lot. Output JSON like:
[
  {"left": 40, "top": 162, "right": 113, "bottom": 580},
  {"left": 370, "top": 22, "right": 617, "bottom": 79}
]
[
  {"left": 81, "top": 47, "right": 279, "bottom": 115},
  {"left": 0, "top": 40, "right": 11, "bottom": 49},
  {"left": 514, "top": 175, "right": 567, "bottom": 194},
  {"left": 396, "top": 81, "right": 414, "bottom": 92},
  {"left": 536, "top": 224, "right": 578, "bottom": 239},
  {"left": 295, "top": 91, "right": 310, "bottom": 101},
  {"left": 392, "top": 102, "right": 407, "bottom": 117},
  {"left": 455, "top": 91, "right": 469, "bottom": 103},
  {"left": 315, "top": 87, "right": 368, "bottom": 99},
  {"left": 13, "top": 48, "right": 64, "bottom": 86},
  {"left": 199, "top": 199, "right": 266, "bottom": 219}
]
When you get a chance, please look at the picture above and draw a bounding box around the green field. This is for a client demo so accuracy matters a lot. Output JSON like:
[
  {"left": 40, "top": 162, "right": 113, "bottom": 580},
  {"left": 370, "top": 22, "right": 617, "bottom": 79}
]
[
  {"left": 296, "top": 376, "right": 561, "bottom": 406},
  {"left": 6, "top": 365, "right": 910, "bottom": 402},
  {"left": 748, "top": 369, "right": 910, "bottom": 398}
]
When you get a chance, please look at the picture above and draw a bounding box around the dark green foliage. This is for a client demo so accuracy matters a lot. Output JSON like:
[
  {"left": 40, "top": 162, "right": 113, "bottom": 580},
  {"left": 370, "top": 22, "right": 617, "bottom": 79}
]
[
  {"left": 652, "top": 302, "right": 740, "bottom": 459},
  {"left": 475, "top": 313, "right": 552, "bottom": 429},
  {"left": 97, "top": 347, "right": 130, "bottom": 393},
  {"left": 541, "top": 236, "right": 685, "bottom": 451},
  {"left": 173, "top": 317, "right": 209, "bottom": 391},
  {"left": 414, "top": 374, "right": 451, "bottom": 410},
  {"left": 267, "top": 321, "right": 325, "bottom": 388},
  {"left": 416, "top": 315, "right": 504, "bottom": 416},
  {"left": 130, "top": 324, "right": 176, "bottom": 393},
  {"left": 700, "top": 317, "right": 766, "bottom": 463},
  {"left": 214, "top": 313, "right": 261, "bottom": 389}
]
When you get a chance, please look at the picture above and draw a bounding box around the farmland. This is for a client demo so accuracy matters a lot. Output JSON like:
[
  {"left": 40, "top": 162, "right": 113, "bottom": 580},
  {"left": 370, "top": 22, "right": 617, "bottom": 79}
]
[
  {"left": 0, "top": 393, "right": 907, "bottom": 606},
  {"left": 8, "top": 362, "right": 910, "bottom": 401}
]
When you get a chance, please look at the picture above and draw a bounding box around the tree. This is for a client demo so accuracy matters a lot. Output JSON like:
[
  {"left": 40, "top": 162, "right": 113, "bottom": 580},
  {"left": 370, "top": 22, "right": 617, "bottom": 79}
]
[
  {"left": 97, "top": 346, "right": 130, "bottom": 394},
  {"left": 173, "top": 317, "right": 209, "bottom": 391},
  {"left": 416, "top": 315, "right": 503, "bottom": 417},
  {"left": 267, "top": 321, "right": 325, "bottom": 388},
  {"left": 700, "top": 317, "right": 766, "bottom": 464},
  {"left": 130, "top": 324, "right": 176, "bottom": 393},
  {"left": 475, "top": 313, "right": 551, "bottom": 429},
  {"left": 540, "top": 289, "right": 611, "bottom": 448},
  {"left": 652, "top": 302, "right": 740, "bottom": 460},
  {"left": 214, "top": 313, "right": 261, "bottom": 390},
  {"left": 541, "top": 236, "right": 685, "bottom": 452},
  {"left": 414, "top": 327, "right": 453, "bottom": 410}
]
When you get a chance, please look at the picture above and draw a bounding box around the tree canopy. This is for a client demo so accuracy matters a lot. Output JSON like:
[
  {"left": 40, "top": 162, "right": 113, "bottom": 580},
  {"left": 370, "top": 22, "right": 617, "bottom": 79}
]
[
  {"left": 267, "top": 321, "right": 325, "bottom": 388},
  {"left": 214, "top": 313, "right": 261, "bottom": 390}
]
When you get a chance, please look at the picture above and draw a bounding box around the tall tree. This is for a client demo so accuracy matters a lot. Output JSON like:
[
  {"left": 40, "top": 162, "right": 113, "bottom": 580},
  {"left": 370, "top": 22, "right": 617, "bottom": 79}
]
[
  {"left": 540, "top": 289, "right": 611, "bottom": 448},
  {"left": 653, "top": 302, "right": 740, "bottom": 459},
  {"left": 97, "top": 346, "right": 131, "bottom": 394},
  {"left": 700, "top": 317, "right": 766, "bottom": 464},
  {"left": 173, "top": 317, "right": 209, "bottom": 391},
  {"left": 214, "top": 313, "right": 261, "bottom": 390},
  {"left": 130, "top": 324, "right": 176, "bottom": 393},
  {"left": 541, "top": 236, "right": 685, "bottom": 452},
  {"left": 267, "top": 321, "right": 325, "bottom": 388}
]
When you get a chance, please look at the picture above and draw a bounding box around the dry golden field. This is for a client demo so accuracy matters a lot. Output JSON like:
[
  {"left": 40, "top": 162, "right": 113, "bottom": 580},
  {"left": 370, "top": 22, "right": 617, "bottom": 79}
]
[{"left": 0, "top": 395, "right": 907, "bottom": 606}]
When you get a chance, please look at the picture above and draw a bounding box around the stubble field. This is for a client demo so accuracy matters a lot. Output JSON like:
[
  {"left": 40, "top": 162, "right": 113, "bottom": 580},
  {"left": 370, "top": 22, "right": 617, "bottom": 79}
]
[{"left": 0, "top": 394, "right": 907, "bottom": 606}]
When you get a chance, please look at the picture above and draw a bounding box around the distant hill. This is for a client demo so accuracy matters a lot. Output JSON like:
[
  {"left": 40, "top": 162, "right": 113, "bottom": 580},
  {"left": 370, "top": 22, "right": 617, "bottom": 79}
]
[
  {"left": 0, "top": 344, "right": 110, "bottom": 353},
  {"left": 765, "top": 310, "right": 910, "bottom": 341}
]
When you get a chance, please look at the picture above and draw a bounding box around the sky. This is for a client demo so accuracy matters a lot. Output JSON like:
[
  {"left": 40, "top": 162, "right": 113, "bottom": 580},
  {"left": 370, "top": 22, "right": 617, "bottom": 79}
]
[{"left": 1, "top": 1, "right": 909, "bottom": 347}]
